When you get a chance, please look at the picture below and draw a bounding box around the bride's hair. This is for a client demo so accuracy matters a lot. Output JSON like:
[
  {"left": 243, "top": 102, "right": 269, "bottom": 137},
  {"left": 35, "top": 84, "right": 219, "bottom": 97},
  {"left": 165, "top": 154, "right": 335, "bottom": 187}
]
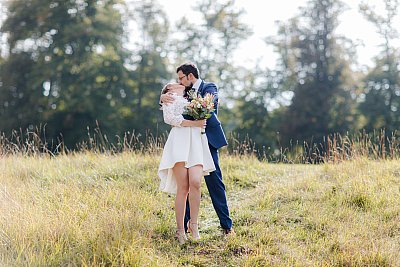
[
  {"left": 161, "top": 84, "right": 171, "bottom": 94},
  {"left": 161, "top": 83, "right": 184, "bottom": 94}
]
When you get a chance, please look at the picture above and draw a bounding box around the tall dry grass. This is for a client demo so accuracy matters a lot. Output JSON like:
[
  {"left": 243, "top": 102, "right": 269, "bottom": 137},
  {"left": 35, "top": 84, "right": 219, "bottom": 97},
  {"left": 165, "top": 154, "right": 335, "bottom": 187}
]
[
  {"left": 1, "top": 128, "right": 400, "bottom": 266},
  {"left": 1, "top": 126, "right": 399, "bottom": 162},
  {"left": 1, "top": 153, "right": 400, "bottom": 266}
]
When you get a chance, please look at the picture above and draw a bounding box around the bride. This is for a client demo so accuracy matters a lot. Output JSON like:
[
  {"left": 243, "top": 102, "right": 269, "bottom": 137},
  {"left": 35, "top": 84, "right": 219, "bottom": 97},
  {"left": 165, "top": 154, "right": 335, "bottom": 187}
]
[{"left": 158, "top": 83, "right": 215, "bottom": 244}]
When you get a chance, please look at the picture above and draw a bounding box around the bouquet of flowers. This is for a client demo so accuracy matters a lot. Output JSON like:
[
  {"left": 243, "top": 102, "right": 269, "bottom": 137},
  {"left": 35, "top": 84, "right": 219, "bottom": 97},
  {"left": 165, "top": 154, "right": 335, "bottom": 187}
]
[{"left": 183, "top": 91, "right": 215, "bottom": 134}]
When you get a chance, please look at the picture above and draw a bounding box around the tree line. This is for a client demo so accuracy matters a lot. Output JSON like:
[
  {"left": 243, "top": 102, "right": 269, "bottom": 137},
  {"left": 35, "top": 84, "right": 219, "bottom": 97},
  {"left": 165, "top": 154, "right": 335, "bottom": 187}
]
[{"left": 0, "top": 0, "right": 399, "bottom": 154}]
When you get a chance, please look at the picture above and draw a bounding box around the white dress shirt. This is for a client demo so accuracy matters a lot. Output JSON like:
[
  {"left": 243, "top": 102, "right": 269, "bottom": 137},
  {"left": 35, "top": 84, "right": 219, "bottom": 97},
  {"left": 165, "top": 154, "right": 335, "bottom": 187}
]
[{"left": 192, "top": 79, "right": 202, "bottom": 94}]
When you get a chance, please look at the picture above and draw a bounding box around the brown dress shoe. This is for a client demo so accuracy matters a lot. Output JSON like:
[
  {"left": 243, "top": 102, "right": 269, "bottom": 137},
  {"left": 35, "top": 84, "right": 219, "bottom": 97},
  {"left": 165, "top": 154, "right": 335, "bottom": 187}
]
[{"left": 223, "top": 228, "right": 235, "bottom": 237}]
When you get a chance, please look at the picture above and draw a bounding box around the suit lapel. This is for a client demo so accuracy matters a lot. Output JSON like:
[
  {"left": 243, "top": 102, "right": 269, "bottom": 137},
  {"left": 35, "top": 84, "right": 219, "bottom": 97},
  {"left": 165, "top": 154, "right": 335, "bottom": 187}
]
[{"left": 198, "top": 80, "right": 205, "bottom": 96}]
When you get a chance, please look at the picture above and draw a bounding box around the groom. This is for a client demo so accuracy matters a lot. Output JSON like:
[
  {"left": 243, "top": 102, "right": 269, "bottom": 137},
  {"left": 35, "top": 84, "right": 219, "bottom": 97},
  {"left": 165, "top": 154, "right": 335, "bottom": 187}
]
[{"left": 160, "top": 62, "right": 234, "bottom": 235}]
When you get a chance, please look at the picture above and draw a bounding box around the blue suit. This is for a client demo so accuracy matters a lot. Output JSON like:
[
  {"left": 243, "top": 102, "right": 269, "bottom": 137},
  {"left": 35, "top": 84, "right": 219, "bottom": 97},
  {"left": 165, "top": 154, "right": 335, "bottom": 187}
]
[{"left": 184, "top": 80, "right": 232, "bottom": 230}]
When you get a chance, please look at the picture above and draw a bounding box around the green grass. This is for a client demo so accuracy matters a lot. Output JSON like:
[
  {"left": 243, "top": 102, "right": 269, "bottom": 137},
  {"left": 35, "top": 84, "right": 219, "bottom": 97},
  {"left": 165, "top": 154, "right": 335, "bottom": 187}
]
[{"left": 1, "top": 152, "right": 400, "bottom": 266}]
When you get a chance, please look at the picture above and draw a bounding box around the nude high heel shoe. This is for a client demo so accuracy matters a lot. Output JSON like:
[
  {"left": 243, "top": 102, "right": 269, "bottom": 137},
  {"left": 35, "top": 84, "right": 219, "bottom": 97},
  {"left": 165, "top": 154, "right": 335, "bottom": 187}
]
[
  {"left": 187, "top": 220, "right": 200, "bottom": 240},
  {"left": 175, "top": 229, "right": 187, "bottom": 245}
]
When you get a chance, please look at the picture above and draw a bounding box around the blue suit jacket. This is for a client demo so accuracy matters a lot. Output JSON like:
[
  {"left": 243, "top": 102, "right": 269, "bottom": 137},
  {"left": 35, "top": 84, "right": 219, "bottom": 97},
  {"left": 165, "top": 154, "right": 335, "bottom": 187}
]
[{"left": 184, "top": 80, "right": 228, "bottom": 149}]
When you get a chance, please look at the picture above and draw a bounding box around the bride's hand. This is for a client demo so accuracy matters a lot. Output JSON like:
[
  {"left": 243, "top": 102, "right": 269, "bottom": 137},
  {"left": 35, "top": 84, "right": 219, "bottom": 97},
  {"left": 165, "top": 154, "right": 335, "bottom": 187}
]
[
  {"left": 180, "top": 119, "right": 206, "bottom": 128},
  {"left": 192, "top": 119, "right": 207, "bottom": 128},
  {"left": 160, "top": 93, "right": 175, "bottom": 105}
]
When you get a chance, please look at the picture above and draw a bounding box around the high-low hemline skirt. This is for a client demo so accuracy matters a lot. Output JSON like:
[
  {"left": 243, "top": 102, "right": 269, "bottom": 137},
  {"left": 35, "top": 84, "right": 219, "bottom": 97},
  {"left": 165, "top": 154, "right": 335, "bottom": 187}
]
[{"left": 158, "top": 126, "right": 216, "bottom": 194}]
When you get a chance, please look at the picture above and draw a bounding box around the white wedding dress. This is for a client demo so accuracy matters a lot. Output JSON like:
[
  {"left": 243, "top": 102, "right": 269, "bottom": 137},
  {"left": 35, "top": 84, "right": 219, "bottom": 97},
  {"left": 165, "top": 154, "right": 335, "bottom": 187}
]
[{"left": 158, "top": 94, "right": 216, "bottom": 194}]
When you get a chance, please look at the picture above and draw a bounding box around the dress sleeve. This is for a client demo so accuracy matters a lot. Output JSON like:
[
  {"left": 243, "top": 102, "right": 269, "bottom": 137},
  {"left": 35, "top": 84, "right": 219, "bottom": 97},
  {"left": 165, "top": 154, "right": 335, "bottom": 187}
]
[{"left": 163, "top": 100, "right": 184, "bottom": 127}]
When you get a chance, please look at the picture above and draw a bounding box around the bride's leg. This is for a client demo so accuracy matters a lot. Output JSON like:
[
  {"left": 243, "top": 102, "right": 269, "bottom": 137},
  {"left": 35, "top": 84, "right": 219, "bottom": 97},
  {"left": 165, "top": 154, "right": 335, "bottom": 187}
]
[
  {"left": 188, "top": 165, "right": 203, "bottom": 239},
  {"left": 173, "top": 162, "right": 189, "bottom": 235}
]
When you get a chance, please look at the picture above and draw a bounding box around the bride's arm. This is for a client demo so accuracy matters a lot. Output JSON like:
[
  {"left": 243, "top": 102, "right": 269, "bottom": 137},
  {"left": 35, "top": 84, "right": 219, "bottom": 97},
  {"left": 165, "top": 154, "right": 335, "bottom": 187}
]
[
  {"left": 160, "top": 83, "right": 183, "bottom": 106},
  {"left": 163, "top": 101, "right": 206, "bottom": 128},
  {"left": 181, "top": 119, "right": 206, "bottom": 128},
  {"left": 163, "top": 101, "right": 184, "bottom": 127}
]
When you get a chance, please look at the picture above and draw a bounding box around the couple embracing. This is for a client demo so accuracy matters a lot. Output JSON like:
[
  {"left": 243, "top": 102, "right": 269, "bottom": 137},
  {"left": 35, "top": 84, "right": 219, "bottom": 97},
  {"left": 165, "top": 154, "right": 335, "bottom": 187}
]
[{"left": 158, "top": 63, "right": 234, "bottom": 244}]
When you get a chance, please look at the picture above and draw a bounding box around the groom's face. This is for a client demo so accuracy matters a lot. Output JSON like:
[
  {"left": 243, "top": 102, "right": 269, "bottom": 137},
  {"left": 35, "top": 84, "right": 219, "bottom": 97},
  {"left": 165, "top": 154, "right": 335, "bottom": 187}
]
[{"left": 177, "top": 70, "right": 192, "bottom": 87}]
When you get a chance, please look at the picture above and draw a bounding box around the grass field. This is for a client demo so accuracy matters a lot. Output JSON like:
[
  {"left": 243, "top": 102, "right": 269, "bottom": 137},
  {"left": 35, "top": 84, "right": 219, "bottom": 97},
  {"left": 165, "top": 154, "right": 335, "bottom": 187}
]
[{"left": 1, "top": 152, "right": 400, "bottom": 266}]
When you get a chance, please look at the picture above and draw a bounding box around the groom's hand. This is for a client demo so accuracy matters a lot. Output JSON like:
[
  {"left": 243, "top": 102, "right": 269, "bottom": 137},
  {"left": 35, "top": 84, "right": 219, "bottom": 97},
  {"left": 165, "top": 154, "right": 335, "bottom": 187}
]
[{"left": 160, "top": 93, "right": 175, "bottom": 105}]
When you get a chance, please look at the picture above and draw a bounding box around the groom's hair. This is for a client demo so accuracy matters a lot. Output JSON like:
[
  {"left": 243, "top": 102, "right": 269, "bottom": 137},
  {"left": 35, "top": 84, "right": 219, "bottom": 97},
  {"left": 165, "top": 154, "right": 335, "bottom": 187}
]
[{"left": 176, "top": 63, "right": 199, "bottom": 79}]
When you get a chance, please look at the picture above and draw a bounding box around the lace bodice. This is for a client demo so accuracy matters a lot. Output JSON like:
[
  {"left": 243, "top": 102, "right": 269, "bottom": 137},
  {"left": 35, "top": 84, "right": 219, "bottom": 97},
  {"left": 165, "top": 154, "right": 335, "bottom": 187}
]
[{"left": 162, "top": 94, "right": 189, "bottom": 127}]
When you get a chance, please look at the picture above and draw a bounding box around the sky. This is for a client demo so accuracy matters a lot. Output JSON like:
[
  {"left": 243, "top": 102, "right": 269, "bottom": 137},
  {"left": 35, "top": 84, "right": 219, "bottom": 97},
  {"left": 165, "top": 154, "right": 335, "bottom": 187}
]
[
  {"left": 1, "top": 0, "right": 399, "bottom": 70},
  {"left": 156, "top": 0, "right": 400, "bottom": 70}
]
